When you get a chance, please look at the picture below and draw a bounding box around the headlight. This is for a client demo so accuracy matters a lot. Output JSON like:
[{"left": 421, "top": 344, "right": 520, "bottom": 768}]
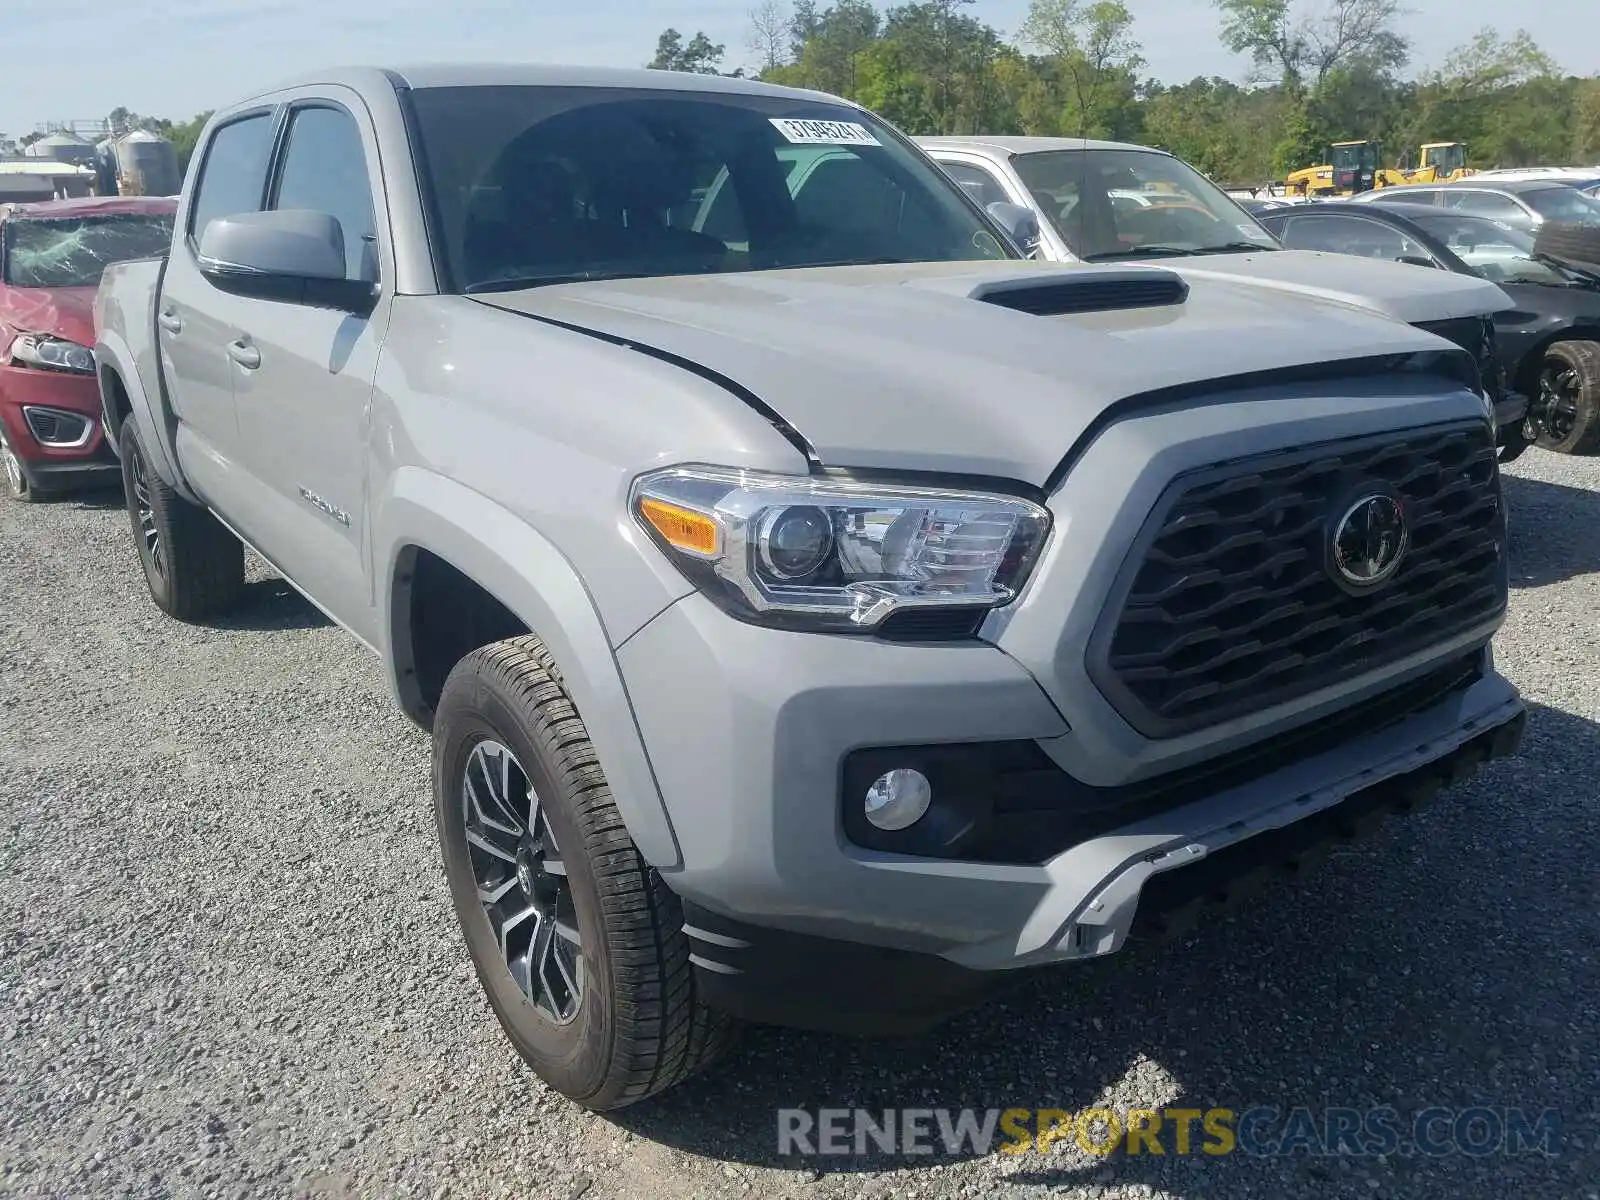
[
  {"left": 9, "top": 334, "right": 95, "bottom": 375},
  {"left": 631, "top": 465, "right": 1052, "bottom": 632}
]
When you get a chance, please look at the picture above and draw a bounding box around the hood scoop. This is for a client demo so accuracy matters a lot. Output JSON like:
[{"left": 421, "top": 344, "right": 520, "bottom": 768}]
[{"left": 956, "top": 267, "right": 1190, "bottom": 316}]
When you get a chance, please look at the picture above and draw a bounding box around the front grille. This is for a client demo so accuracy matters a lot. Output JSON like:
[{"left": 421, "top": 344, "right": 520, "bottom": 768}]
[
  {"left": 1088, "top": 422, "right": 1505, "bottom": 738},
  {"left": 1415, "top": 315, "right": 1501, "bottom": 399}
]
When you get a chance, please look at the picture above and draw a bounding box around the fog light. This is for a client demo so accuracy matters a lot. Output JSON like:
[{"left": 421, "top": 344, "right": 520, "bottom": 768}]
[{"left": 863, "top": 768, "right": 932, "bottom": 831}]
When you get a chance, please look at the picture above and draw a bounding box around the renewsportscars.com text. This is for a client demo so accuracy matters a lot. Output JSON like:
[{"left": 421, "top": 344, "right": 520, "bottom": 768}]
[{"left": 777, "top": 1106, "right": 1562, "bottom": 1159}]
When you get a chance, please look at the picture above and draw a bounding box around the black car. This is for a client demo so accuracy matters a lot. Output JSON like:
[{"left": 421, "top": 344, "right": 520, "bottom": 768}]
[{"left": 1259, "top": 200, "right": 1600, "bottom": 456}]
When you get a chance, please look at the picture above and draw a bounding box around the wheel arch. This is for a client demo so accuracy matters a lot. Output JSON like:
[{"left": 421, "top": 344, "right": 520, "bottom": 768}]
[
  {"left": 379, "top": 466, "right": 683, "bottom": 869},
  {"left": 1513, "top": 325, "right": 1600, "bottom": 396},
  {"left": 93, "top": 330, "right": 196, "bottom": 500}
]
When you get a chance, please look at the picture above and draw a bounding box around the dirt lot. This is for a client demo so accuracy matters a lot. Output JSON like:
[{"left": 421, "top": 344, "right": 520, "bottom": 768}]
[{"left": 2, "top": 450, "right": 1597, "bottom": 1200}]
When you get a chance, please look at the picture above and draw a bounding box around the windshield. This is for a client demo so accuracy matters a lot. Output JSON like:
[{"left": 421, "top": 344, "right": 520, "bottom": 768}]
[
  {"left": 1010, "top": 148, "right": 1280, "bottom": 261},
  {"left": 1406, "top": 211, "right": 1571, "bottom": 286},
  {"left": 1522, "top": 186, "right": 1600, "bottom": 225},
  {"left": 1331, "top": 143, "right": 1379, "bottom": 171},
  {"left": 1422, "top": 144, "right": 1466, "bottom": 173},
  {"left": 406, "top": 86, "right": 1013, "bottom": 292},
  {"left": 2, "top": 213, "right": 174, "bottom": 288}
]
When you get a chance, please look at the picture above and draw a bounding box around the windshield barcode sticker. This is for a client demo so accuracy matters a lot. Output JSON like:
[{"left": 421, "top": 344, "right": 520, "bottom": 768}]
[{"left": 770, "top": 118, "right": 881, "bottom": 146}]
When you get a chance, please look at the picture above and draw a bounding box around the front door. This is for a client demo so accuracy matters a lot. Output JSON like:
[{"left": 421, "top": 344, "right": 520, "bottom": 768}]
[
  {"left": 226, "top": 97, "right": 391, "bottom": 644},
  {"left": 159, "top": 109, "right": 279, "bottom": 501}
]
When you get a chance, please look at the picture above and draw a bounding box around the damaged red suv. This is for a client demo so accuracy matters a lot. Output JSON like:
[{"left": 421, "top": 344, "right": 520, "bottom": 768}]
[{"left": 1, "top": 197, "right": 176, "bottom": 501}]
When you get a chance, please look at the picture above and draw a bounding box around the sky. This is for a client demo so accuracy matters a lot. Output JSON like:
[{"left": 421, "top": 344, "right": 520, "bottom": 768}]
[{"left": 3, "top": 0, "right": 1596, "bottom": 140}]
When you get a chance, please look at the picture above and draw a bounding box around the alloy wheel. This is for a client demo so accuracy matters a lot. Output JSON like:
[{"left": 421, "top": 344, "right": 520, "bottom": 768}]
[
  {"left": 0, "top": 432, "right": 24, "bottom": 498},
  {"left": 462, "top": 739, "right": 583, "bottom": 1024},
  {"left": 1539, "top": 360, "right": 1581, "bottom": 445},
  {"left": 127, "top": 440, "right": 164, "bottom": 578}
]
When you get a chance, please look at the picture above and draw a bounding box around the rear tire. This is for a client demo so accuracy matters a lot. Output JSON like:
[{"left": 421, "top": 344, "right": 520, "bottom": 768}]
[
  {"left": 1, "top": 428, "right": 41, "bottom": 502},
  {"left": 1530, "top": 340, "right": 1600, "bottom": 456},
  {"left": 433, "top": 635, "right": 740, "bottom": 1110},
  {"left": 119, "top": 421, "right": 245, "bottom": 619}
]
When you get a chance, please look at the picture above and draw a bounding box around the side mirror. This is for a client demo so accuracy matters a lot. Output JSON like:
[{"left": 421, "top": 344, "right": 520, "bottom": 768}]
[
  {"left": 1394, "top": 254, "right": 1439, "bottom": 269},
  {"left": 197, "top": 209, "right": 376, "bottom": 314},
  {"left": 986, "top": 201, "right": 1042, "bottom": 257}
]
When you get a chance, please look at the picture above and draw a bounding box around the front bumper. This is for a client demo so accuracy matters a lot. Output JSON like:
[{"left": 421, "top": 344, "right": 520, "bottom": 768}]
[
  {"left": 681, "top": 701, "right": 1523, "bottom": 1034},
  {"left": 0, "top": 362, "right": 116, "bottom": 491},
  {"left": 620, "top": 594, "right": 1522, "bottom": 1008}
]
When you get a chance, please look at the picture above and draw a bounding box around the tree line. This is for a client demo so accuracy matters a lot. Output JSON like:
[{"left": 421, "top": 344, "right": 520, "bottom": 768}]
[
  {"left": 43, "top": 1, "right": 1597, "bottom": 189},
  {"left": 649, "top": 0, "right": 1600, "bottom": 186}
]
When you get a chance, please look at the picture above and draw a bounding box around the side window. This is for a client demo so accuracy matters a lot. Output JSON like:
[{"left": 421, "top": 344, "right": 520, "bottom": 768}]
[
  {"left": 1447, "top": 191, "right": 1523, "bottom": 223},
  {"left": 188, "top": 114, "right": 275, "bottom": 244},
  {"left": 272, "top": 106, "right": 379, "bottom": 282},
  {"left": 1277, "top": 214, "right": 1410, "bottom": 259},
  {"left": 938, "top": 160, "right": 1010, "bottom": 208}
]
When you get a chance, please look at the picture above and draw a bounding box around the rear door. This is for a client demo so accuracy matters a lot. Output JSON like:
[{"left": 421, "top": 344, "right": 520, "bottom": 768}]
[
  {"left": 159, "top": 109, "right": 278, "bottom": 499},
  {"left": 225, "top": 93, "right": 392, "bottom": 642}
]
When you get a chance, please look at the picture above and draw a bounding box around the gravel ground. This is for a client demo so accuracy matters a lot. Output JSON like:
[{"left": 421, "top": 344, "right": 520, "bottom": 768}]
[{"left": 2, "top": 450, "right": 1597, "bottom": 1200}]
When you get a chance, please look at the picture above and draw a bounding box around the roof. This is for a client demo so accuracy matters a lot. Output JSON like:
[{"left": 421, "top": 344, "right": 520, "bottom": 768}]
[
  {"left": 916, "top": 135, "right": 1151, "bottom": 156},
  {"left": 1374, "top": 178, "right": 1582, "bottom": 196},
  {"left": 0, "top": 160, "right": 94, "bottom": 176},
  {"left": 0, "top": 195, "right": 177, "bottom": 219},
  {"left": 244, "top": 63, "right": 838, "bottom": 106}
]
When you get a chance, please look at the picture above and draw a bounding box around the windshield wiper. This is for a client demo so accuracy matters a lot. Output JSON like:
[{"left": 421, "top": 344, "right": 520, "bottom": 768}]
[
  {"left": 1533, "top": 252, "right": 1600, "bottom": 286},
  {"left": 1080, "top": 245, "right": 1203, "bottom": 261},
  {"left": 464, "top": 270, "right": 655, "bottom": 294},
  {"left": 1194, "top": 240, "right": 1278, "bottom": 254}
]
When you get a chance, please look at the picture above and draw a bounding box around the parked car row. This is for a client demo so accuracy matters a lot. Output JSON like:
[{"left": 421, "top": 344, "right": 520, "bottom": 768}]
[{"left": 4, "top": 67, "right": 1531, "bottom": 1113}]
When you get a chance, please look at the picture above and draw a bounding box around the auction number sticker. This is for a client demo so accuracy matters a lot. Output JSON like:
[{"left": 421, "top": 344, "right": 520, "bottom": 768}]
[{"left": 770, "top": 118, "right": 881, "bottom": 146}]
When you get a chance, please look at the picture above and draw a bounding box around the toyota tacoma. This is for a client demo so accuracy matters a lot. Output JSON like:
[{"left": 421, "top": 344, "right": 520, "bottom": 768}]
[{"left": 94, "top": 66, "right": 1525, "bottom": 1110}]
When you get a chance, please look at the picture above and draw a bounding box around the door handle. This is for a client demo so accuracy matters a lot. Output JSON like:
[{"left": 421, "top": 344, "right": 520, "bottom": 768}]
[
  {"left": 157, "top": 309, "right": 182, "bottom": 335},
  {"left": 227, "top": 339, "right": 261, "bottom": 370}
]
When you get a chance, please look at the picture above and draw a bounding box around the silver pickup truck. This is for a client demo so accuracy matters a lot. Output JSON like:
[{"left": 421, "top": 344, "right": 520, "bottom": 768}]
[{"left": 94, "top": 65, "right": 1525, "bottom": 1110}]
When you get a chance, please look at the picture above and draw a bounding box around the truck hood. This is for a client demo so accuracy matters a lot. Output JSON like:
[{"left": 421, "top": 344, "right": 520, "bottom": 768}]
[
  {"left": 475, "top": 260, "right": 1468, "bottom": 486},
  {"left": 0, "top": 285, "right": 96, "bottom": 347},
  {"left": 1168, "top": 249, "right": 1514, "bottom": 323}
]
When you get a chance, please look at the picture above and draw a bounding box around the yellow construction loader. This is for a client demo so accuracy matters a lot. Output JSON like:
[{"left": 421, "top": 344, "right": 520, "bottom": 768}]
[
  {"left": 1285, "top": 140, "right": 1381, "bottom": 198},
  {"left": 1401, "top": 142, "right": 1474, "bottom": 184},
  {"left": 1285, "top": 140, "right": 1474, "bottom": 198}
]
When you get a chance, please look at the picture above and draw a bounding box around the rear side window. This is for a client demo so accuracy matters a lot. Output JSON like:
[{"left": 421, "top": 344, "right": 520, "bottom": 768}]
[
  {"left": 271, "top": 105, "right": 380, "bottom": 282},
  {"left": 188, "top": 113, "right": 275, "bottom": 243}
]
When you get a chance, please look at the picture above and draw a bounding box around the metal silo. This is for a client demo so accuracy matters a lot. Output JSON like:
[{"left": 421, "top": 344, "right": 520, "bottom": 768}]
[
  {"left": 113, "top": 132, "right": 181, "bottom": 197},
  {"left": 24, "top": 131, "right": 96, "bottom": 167},
  {"left": 95, "top": 137, "right": 121, "bottom": 195}
]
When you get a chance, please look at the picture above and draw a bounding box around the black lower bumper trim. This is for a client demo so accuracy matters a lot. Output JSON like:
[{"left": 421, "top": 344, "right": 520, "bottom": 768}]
[
  {"left": 1128, "top": 705, "right": 1526, "bottom": 940},
  {"left": 684, "top": 704, "right": 1526, "bottom": 1035},
  {"left": 679, "top": 900, "right": 1001, "bottom": 1036},
  {"left": 20, "top": 448, "right": 121, "bottom": 493}
]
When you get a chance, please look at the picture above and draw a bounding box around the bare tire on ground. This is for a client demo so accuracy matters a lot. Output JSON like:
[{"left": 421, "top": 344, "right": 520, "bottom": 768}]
[
  {"left": 1530, "top": 340, "right": 1600, "bottom": 456},
  {"left": 1, "top": 428, "right": 42, "bottom": 503},
  {"left": 119, "top": 421, "right": 245, "bottom": 620},
  {"left": 432, "top": 635, "right": 740, "bottom": 1110}
]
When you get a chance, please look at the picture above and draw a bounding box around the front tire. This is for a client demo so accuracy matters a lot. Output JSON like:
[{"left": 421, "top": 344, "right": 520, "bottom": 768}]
[
  {"left": 433, "top": 635, "right": 739, "bottom": 1110},
  {"left": 1531, "top": 340, "right": 1600, "bottom": 455},
  {"left": 119, "top": 421, "right": 245, "bottom": 620}
]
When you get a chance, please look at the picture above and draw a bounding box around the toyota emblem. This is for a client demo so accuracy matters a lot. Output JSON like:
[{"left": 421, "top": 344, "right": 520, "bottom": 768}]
[{"left": 1331, "top": 493, "right": 1408, "bottom": 588}]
